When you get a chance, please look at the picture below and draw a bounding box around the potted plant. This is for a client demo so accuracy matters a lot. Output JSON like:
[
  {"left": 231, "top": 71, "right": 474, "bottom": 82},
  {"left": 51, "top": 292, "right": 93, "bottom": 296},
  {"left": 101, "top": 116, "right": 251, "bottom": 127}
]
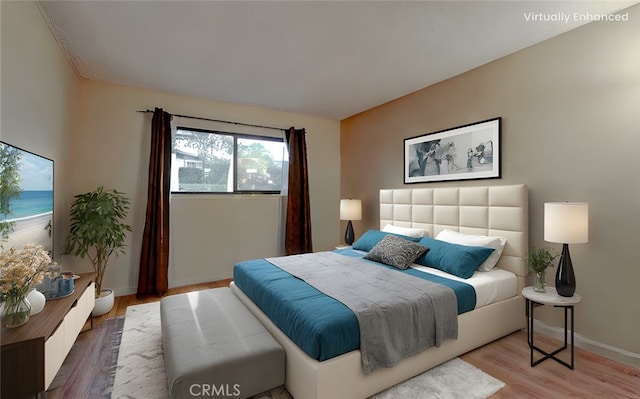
[
  {"left": 525, "top": 246, "right": 559, "bottom": 293},
  {"left": 65, "top": 186, "right": 131, "bottom": 316}
]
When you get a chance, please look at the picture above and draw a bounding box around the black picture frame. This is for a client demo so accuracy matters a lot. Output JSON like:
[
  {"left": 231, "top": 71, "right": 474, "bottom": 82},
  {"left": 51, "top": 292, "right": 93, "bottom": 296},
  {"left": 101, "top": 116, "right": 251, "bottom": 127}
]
[{"left": 404, "top": 117, "right": 501, "bottom": 184}]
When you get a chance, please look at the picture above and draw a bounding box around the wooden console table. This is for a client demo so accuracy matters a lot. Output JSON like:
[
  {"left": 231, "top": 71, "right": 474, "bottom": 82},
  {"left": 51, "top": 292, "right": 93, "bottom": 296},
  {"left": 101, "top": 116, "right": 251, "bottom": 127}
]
[{"left": 1, "top": 272, "right": 96, "bottom": 399}]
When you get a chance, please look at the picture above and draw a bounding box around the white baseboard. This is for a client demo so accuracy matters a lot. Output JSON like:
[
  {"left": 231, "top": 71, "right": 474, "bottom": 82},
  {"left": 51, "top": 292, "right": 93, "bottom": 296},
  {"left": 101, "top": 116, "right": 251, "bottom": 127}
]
[{"left": 532, "top": 319, "right": 640, "bottom": 370}]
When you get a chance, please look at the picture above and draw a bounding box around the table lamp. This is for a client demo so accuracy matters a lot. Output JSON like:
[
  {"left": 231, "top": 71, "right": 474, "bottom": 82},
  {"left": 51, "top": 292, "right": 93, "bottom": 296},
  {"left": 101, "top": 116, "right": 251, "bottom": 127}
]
[
  {"left": 544, "top": 202, "right": 589, "bottom": 297},
  {"left": 340, "top": 199, "right": 362, "bottom": 245}
]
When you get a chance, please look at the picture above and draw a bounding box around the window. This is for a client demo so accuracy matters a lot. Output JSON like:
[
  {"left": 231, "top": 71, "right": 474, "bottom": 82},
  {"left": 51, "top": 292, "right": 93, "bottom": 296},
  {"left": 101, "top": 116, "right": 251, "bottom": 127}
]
[{"left": 171, "top": 127, "right": 286, "bottom": 193}]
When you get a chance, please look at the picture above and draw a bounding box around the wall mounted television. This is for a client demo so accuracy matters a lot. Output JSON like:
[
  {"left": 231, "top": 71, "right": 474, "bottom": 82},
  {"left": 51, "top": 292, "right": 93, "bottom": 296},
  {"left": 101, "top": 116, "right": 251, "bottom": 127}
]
[{"left": 0, "top": 141, "right": 54, "bottom": 256}]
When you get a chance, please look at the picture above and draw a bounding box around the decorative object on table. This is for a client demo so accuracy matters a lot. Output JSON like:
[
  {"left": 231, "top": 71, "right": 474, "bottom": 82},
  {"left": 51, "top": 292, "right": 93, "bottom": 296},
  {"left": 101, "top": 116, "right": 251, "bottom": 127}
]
[
  {"left": 1, "top": 295, "right": 31, "bottom": 328},
  {"left": 36, "top": 264, "right": 74, "bottom": 300},
  {"left": 0, "top": 244, "right": 51, "bottom": 328},
  {"left": 62, "top": 271, "right": 81, "bottom": 280},
  {"left": 65, "top": 186, "right": 131, "bottom": 316},
  {"left": 404, "top": 117, "right": 501, "bottom": 184},
  {"left": 26, "top": 287, "right": 46, "bottom": 315},
  {"left": 36, "top": 263, "right": 76, "bottom": 300},
  {"left": 340, "top": 199, "right": 362, "bottom": 246},
  {"left": 525, "top": 247, "right": 559, "bottom": 293},
  {"left": 544, "top": 202, "right": 589, "bottom": 297}
]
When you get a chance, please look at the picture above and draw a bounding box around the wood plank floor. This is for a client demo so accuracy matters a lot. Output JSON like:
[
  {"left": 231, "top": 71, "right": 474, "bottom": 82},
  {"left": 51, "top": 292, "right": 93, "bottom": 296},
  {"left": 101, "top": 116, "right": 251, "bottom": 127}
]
[
  {"left": 47, "top": 279, "right": 640, "bottom": 398},
  {"left": 461, "top": 332, "right": 640, "bottom": 398}
]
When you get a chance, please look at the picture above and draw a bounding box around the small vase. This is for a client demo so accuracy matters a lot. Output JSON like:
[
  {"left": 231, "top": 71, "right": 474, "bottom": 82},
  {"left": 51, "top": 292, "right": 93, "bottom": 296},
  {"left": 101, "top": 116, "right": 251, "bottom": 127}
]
[
  {"left": 1, "top": 293, "right": 32, "bottom": 328},
  {"left": 27, "top": 288, "right": 46, "bottom": 315},
  {"left": 534, "top": 271, "right": 546, "bottom": 293}
]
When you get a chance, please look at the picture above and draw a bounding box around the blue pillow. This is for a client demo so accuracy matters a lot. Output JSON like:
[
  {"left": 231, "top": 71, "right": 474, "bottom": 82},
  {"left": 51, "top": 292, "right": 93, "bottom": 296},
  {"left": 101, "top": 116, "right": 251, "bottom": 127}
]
[
  {"left": 415, "top": 236, "right": 495, "bottom": 279},
  {"left": 352, "top": 230, "right": 421, "bottom": 252}
]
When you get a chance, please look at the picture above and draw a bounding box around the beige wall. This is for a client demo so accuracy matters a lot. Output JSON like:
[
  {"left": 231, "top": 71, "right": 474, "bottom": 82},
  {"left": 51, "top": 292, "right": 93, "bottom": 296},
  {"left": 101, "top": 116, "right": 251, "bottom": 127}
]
[
  {"left": 1, "top": 1, "right": 79, "bottom": 256},
  {"left": 65, "top": 81, "right": 340, "bottom": 295},
  {"left": 3, "top": 1, "right": 341, "bottom": 296},
  {"left": 341, "top": 5, "right": 640, "bottom": 359}
]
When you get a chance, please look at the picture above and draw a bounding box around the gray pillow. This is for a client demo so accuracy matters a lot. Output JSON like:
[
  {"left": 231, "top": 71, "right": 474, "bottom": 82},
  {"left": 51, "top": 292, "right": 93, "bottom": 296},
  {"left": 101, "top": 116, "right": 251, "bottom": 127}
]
[{"left": 364, "top": 234, "right": 428, "bottom": 270}]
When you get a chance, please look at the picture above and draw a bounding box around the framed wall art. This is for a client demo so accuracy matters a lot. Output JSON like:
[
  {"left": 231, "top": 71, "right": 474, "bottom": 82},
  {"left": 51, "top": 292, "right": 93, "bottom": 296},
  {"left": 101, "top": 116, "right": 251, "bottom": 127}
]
[
  {"left": 0, "top": 141, "right": 54, "bottom": 254},
  {"left": 404, "top": 117, "right": 501, "bottom": 184}
]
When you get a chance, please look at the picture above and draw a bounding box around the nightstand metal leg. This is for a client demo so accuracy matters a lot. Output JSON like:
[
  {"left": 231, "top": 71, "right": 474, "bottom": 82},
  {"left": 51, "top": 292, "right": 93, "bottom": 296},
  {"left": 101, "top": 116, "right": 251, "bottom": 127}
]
[{"left": 527, "top": 300, "right": 575, "bottom": 369}]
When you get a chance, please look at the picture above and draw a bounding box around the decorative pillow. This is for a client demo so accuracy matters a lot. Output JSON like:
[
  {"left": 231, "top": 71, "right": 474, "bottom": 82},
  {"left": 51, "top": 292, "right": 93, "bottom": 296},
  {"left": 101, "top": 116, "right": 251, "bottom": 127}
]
[
  {"left": 364, "top": 235, "right": 428, "bottom": 270},
  {"left": 382, "top": 224, "right": 426, "bottom": 238},
  {"left": 415, "top": 236, "right": 495, "bottom": 279},
  {"left": 352, "top": 229, "right": 421, "bottom": 252},
  {"left": 436, "top": 229, "right": 507, "bottom": 272}
]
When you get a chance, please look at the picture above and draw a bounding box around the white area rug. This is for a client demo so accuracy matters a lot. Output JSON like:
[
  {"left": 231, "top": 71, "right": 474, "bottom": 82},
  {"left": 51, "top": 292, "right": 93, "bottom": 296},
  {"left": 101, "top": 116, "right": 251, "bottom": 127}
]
[
  {"left": 111, "top": 302, "right": 166, "bottom": 399},
  {"left": 368, "top": 357, "right": 504, "bottom": 399},
  {"left": 112, "top": 302, "right": 505, "bottom": 399}
]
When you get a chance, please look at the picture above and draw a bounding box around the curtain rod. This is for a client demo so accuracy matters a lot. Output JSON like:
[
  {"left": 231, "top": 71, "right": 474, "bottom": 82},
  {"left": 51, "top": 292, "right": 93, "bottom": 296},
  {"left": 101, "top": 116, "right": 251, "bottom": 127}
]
[{"left": 136, "top": 109, "right": 286, "bottom": 132}]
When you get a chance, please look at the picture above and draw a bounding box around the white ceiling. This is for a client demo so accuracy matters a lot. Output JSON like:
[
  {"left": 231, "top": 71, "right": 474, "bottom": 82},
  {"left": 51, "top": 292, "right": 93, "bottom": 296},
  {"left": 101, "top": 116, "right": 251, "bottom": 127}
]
[{"left": 37, "top": 1, "right": 637, "bottom": 120}]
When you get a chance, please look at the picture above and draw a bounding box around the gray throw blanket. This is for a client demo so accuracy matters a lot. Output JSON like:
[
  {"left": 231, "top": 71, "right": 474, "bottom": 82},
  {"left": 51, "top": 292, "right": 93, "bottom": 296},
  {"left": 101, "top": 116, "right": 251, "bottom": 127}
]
[{"left": 266, "top": 251, "right": 458, "bottom": 374}]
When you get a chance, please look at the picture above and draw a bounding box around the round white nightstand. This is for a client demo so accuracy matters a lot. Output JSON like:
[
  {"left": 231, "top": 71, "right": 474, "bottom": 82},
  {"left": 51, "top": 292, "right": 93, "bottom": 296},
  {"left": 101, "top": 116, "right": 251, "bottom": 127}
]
[{"left": 522, "top": 286, "right": 582, "bottom": 369}]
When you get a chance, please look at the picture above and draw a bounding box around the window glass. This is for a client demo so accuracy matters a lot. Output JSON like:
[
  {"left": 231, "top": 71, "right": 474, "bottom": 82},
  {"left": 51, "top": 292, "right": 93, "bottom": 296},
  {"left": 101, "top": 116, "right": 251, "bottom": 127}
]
[
  {"left": 172, "top": 128, "right": 285, "bottom": 193},
  {"left": 237, "top": 137, "right": 285, "bottom": 192}
]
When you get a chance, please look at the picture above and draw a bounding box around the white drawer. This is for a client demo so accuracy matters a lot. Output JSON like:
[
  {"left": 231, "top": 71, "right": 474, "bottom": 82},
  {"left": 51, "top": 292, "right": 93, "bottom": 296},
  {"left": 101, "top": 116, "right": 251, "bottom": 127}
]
[
  {"left": 44, "top": 318, "right": 65, "bottom": 389},
  {"left": 43, "top": 281, "right": 96, "bottom": 390}
]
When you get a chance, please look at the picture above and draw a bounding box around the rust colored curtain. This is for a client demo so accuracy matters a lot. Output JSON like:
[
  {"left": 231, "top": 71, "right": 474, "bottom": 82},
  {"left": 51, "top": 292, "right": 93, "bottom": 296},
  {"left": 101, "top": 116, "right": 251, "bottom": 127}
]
[
  {"left": 285, "top": 127, "right": 313, "bottom": 255},
  {"left": 137, "top": 108, "right": 171, "bottom": 296}
]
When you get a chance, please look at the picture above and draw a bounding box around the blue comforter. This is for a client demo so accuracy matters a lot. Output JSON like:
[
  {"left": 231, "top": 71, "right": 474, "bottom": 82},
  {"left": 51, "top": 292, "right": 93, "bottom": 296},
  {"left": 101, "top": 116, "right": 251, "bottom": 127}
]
[{"left": 233, "top": 249, "right": 476, "bottom": 361}]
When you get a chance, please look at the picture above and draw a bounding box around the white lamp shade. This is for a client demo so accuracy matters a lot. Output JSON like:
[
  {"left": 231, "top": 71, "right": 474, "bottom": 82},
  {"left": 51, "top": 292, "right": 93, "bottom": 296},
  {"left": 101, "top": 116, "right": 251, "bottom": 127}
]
[
  {"left": 544, "top": 202, "right": 589, "bottom": 244},
  {"left": 340, "top": 199, "right": 362, "bottom": 221}
]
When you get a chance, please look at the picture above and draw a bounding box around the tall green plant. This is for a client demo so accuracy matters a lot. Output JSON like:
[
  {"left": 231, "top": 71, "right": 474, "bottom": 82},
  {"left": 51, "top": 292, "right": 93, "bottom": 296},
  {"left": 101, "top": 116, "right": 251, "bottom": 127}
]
[{"left": 65, "top": 186, "right": 131, "bottom": 296}]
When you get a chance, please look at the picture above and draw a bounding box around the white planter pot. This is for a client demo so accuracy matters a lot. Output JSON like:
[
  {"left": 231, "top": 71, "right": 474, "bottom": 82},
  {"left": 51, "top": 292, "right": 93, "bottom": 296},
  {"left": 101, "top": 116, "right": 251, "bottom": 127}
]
[{"left": 92, "top": 289, "right": 114, "bottom": 316}]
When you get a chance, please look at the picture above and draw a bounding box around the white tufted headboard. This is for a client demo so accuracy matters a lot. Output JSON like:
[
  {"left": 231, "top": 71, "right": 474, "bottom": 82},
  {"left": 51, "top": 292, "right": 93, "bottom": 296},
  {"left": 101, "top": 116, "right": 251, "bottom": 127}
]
[{"left": 380, "top": 184, "right": 529, "bottom": 289}]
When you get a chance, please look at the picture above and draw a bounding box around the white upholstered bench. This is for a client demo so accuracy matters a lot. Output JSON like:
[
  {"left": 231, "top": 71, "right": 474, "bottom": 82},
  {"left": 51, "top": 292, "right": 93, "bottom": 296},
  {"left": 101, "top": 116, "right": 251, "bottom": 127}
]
[{"left": 160, "top": 287, "right": 285, "bottom": 399}]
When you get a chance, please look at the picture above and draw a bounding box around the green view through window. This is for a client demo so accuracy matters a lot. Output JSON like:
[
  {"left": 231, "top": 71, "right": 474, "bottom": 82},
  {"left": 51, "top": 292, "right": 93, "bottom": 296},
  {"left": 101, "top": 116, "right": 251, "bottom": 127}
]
[{"left": 171, "top": 127, "right": 286, "bottom": 193}]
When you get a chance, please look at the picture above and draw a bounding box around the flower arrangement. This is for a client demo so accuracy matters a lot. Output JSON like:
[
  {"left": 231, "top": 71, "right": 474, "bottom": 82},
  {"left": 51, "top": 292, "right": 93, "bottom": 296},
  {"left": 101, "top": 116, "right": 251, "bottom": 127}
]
[{"left": 0, "top": 244, "right": 52, "bottom": 327}]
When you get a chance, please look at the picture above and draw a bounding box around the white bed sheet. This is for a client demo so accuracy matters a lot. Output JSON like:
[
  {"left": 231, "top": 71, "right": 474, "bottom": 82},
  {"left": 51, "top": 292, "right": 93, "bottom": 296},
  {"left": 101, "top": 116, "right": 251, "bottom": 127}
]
[
  {"left": 409, "top": 265, "right": 518, "bottom": 309},
  {"left": 348, "top": 248, "right": 518, "bottom": 310}
]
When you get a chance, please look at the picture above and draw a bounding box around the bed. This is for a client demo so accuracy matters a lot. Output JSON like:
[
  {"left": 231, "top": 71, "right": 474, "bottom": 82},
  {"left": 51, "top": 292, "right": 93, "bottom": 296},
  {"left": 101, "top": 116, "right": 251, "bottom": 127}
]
[{"left": 230, "top": 184, "right": 528, "bottom": 399}]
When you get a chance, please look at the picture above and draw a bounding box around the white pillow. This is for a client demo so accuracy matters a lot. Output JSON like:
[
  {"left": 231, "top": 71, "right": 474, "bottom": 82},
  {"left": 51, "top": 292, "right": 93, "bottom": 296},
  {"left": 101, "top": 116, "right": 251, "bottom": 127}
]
[
  {"left": 435, "top": 229, "right": 507, "bottom": 272},
  {"left": 382, "top": 224, "right": 426, "bottom": 238}
]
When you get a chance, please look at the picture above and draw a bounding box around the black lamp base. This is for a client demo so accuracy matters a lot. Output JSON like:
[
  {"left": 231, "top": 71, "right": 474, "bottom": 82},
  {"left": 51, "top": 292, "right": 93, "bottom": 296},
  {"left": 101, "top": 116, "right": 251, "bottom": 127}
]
[
  {"left": 555, "top": 243, "right": 576, "bottom": 297},
  {"left": 345, "top": 220, "right": 355, "bottom": 246}
]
